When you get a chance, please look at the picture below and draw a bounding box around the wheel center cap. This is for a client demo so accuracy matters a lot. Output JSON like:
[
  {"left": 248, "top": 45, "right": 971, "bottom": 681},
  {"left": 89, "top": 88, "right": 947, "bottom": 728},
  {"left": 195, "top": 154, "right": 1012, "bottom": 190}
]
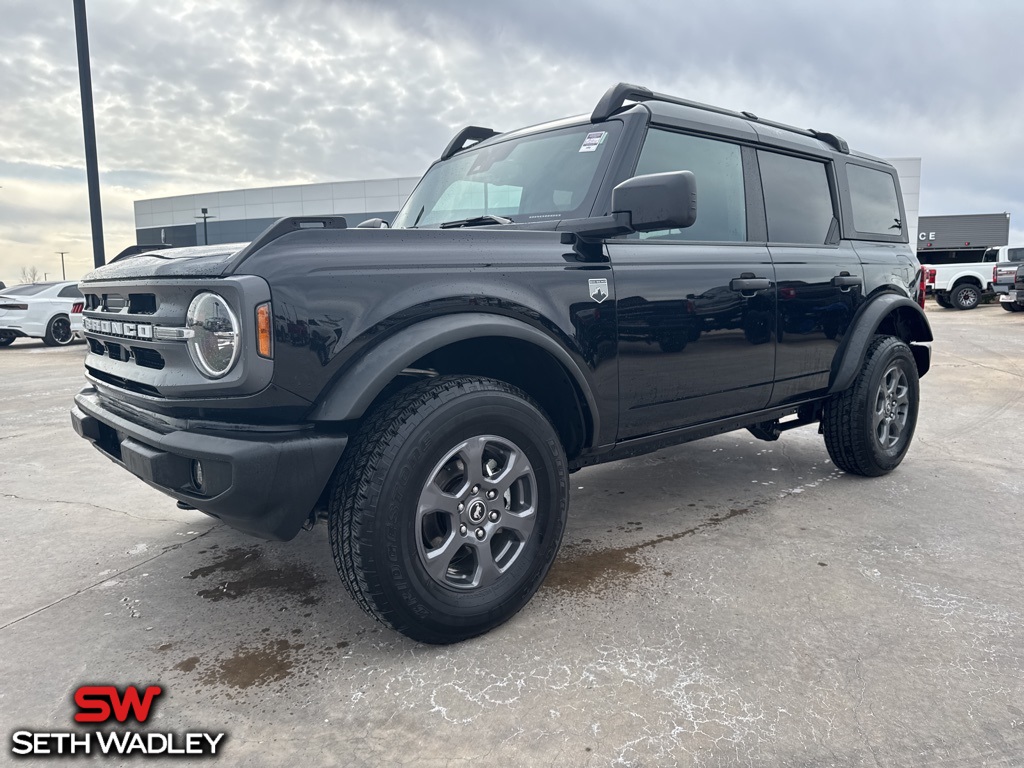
[{"left": 468, "top": 500, "right": 486, "bottom": 523}]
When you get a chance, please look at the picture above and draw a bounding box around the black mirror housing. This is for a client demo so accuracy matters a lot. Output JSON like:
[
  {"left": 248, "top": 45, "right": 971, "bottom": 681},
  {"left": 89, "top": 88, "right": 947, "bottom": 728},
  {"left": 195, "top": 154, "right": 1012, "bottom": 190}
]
[{"left": 611, "top": 170, "right": 697, "bottom": 232}]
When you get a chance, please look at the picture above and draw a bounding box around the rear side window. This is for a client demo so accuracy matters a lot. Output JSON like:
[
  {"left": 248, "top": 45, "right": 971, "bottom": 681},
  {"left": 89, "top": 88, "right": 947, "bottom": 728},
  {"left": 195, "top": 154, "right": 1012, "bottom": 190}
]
[
  {"left": 847, "top": 164, "right": 903, "bottom": 236},
  {"left": 58, "top": 285, "right": 83, "bottom": 298},
  {"left": 632, "top": 129, "right": 746, "bottom": 242},
  {"left": 757, "top": 151, "right": 834, "bottom": 245}
]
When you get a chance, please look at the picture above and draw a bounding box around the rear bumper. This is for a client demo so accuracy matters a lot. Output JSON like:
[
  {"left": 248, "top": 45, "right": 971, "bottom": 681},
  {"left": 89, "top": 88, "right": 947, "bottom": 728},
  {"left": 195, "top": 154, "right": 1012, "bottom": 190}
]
[
  {"left": 0, "top": 322, "right": 40, "bottom": 337},
  {"left": 71, "top": 388, "right": 347, "bottom": 541}
]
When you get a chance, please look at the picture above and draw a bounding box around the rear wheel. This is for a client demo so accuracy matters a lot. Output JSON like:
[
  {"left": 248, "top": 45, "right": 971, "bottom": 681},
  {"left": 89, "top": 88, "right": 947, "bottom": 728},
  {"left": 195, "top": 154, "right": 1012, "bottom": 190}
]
[
  {"left": 934, "top": 293, "right": 952, "bottom": 309},
  {"left": 328, "top": 375, "right": 568, "bottom": 644},
  {"left": 822, "top": 335, "right": 920, "bottom": 477},
  {"left": 0, "top": 332, "right": 15, "bottom": 348},
  {"left": 43, "top": 315, "right": 74, "bottom": 346},
  {"left": 950, "top": 283, "right": 981, "bottom": 310}
]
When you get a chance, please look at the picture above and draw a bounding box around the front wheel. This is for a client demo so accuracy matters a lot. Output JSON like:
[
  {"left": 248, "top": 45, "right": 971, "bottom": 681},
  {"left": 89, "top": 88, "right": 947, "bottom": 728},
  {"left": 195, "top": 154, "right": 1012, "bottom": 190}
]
[
  {"left": 822, "top": 336, "right": 920, "bottom": 477},
  {"left": 43, "top": 314, "right": 74, "bottom": 346},
  {"left": 328, "top": 376, "right": 568, "bottom": 644},
  {"left": 950, "top": 283, "right": 981, "bottom": 310}
]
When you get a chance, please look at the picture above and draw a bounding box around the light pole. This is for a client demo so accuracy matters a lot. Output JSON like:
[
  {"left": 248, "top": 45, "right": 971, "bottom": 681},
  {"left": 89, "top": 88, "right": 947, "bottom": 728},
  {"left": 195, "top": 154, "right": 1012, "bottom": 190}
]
[
  {"left": 56, "top": 251, "right": 69, "bottom": 280},
  {"left": 195, "top": 207, "right": 216, "bottom": 245},
  {"left": 73, "top": 0, "right": 105, "bottom": 268}
]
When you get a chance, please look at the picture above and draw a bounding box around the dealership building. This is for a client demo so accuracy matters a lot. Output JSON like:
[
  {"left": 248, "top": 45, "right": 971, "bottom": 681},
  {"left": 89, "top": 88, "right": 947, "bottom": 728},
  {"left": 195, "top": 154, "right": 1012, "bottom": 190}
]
[
  {"left": 133, "top": 160, "right": 923, "bottom": 248},
  {"left": 134, "top": 177, "right": 420, "bottom": 248},
  {"left": 915, "top": 212, "right": 1011, "bottom": 265}
]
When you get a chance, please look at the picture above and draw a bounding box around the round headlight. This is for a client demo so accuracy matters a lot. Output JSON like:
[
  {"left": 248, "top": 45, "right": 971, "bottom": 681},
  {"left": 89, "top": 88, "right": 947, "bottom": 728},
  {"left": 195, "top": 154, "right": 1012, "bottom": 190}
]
[{"left": 185, "top": 293, "right": 240, "bottom": 378}]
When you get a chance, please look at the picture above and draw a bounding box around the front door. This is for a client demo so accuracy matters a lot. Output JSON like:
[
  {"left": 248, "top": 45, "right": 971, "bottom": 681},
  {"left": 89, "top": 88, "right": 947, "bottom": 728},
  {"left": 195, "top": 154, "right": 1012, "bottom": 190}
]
[
  {"left": 611, "top": 241, "right": 776, "bottom": 438},
  {"left": 606, "top": 127, "right": 776, "bottom": 440}
]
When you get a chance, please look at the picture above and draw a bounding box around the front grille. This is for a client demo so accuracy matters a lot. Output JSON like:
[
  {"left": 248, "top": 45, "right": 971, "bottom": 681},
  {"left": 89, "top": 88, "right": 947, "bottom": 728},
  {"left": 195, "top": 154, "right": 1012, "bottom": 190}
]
[
  {"left": 129, "top": 294, "right": 157, "bottom": 314},
  {"left": 80, "top": 274, "right": 269, "bottom": 400},
  {"left": 132, "top": 347, "right": 165, "bottom": 370},
  {"left": 84, "top": 292, "right": 156, "bottom": 314},
  {"left": 105, "top": 341, "right": 125, "bottom": 361}
]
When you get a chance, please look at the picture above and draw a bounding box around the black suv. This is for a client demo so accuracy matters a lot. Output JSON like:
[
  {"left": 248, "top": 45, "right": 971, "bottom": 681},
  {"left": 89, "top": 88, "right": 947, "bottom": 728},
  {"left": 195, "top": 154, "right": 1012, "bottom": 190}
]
[{"left": 72, "top": 83, "right": 932, "bottom": 643}]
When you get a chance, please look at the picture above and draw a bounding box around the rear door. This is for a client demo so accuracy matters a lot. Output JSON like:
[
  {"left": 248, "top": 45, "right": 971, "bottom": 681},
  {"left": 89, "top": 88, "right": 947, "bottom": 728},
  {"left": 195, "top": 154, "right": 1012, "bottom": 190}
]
[{"left": 758, "top": 150, "right": 863, "bottom": 404}]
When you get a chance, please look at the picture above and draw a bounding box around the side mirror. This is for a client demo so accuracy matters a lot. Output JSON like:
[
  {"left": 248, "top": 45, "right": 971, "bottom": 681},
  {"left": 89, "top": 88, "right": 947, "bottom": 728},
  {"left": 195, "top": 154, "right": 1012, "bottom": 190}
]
[
  {"left": 356, "top": 218, "right": 390, "bottom": 229},
  {"left": 611, "top": 170, "right": 697, "bottom": 232}
]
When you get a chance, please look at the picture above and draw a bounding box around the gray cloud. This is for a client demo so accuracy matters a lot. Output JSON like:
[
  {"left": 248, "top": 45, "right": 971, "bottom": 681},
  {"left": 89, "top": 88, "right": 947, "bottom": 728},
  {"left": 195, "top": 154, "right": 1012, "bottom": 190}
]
[{"left": 1, "top": 0, "right": 1022, "bottom": 283}]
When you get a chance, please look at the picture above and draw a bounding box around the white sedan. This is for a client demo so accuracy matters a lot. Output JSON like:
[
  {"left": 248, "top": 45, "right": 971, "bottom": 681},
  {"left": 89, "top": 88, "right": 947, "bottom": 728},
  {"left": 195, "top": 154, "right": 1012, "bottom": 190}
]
[{"left": 0, "top": 282, "right": 85, "bottom": 347}]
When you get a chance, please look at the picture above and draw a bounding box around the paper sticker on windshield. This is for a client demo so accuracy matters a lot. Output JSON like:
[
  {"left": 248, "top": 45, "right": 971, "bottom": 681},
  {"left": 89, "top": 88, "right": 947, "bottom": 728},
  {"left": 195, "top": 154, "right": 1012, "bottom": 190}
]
[{"left": 579, "top": 132, "right": 607, "bottom": 153}]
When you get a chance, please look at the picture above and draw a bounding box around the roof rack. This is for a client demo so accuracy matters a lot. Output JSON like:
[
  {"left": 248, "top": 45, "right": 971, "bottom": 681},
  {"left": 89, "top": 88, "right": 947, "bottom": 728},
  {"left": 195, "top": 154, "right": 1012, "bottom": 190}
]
[
  {"left": 591, "top": 82, "right": 849, "bottom": 154},
  {"left": 440, "top": 126, "right": 501, "bottom": 161}
]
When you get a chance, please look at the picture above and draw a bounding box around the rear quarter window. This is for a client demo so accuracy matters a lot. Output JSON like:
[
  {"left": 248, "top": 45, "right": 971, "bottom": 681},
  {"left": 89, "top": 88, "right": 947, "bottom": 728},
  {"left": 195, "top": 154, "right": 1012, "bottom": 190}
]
[{"left": 847, "top": 164, "right": 903, "bottom": 237}]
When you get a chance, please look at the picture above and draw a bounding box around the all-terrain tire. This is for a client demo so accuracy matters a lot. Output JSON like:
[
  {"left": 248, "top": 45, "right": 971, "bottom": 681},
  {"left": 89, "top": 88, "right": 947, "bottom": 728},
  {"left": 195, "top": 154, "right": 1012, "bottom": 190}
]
[
  {"left": 0, "top": 333, "right": 15, "bottom": 347},
  {"left": 327, "top": 375, "right": 568, "bottom": 644},
  {"left": 1000, "top": 302, "right": 1022, "bottom": 312},
  {"left": 822, "top": 335, "right": 920, "bottom": 477},
  {"left": 934, "top": 293, "right": 952, "bottom": 309}
]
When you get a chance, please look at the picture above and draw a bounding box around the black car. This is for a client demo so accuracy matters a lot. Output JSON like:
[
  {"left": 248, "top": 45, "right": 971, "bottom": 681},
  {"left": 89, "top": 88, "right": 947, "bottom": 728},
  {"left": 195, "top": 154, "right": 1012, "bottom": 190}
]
[{"left": 72, "top": 83, "right": 931, "bottom": 643}]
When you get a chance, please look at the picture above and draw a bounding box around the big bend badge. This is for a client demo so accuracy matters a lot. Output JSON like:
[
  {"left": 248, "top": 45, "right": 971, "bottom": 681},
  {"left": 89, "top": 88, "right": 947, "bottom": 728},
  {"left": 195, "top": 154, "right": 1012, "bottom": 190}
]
[{"left": 589, "top": 278, "right": 609, "bottom": 303}]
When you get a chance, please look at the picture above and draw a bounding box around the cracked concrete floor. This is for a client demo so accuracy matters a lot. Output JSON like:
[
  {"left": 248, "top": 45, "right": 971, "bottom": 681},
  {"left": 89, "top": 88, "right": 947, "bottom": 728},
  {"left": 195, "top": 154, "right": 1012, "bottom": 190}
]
[{"left": 1, "top": 303, "right": 1022, "bottom": 767}]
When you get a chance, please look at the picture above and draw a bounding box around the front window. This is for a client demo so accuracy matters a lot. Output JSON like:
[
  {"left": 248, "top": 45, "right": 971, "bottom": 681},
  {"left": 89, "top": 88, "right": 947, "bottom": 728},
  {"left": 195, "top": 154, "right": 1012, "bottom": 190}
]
[{"left": 392, "top": 123, "right": 621, "bottom": 229}]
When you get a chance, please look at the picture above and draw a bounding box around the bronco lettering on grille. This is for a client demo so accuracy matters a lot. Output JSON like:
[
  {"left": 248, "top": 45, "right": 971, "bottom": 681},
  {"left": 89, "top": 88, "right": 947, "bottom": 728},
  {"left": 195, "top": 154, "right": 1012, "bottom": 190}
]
[{"left": 84, "top": 318, "right": 154, "bottom": 339}]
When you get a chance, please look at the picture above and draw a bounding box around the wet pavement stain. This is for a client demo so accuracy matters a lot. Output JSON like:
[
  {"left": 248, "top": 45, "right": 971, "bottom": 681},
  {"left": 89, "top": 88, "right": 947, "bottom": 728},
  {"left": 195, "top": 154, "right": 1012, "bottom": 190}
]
[
  {"left": 175, "top": 656, "right": 200, "bottom": 672},
  {"left": 200, "top": 639, "right": 305, "bottom": 689},
  {"left": 185, "top": 547, "right": 261, "bottom": 580},
  {"left": 545, "top": 508, "right": 754, "bottom": 594},
  {"left": 194, "top": 562, "right": 325, "bottom": 604},
  {"left": 186, "top": 546, "right": 326, "bottom": 604}
]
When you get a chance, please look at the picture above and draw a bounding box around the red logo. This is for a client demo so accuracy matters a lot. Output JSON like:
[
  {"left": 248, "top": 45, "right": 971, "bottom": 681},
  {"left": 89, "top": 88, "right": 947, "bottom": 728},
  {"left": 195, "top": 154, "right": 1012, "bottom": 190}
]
[{"left": 73, "top": 685, "right": 163, "bottom": 724}]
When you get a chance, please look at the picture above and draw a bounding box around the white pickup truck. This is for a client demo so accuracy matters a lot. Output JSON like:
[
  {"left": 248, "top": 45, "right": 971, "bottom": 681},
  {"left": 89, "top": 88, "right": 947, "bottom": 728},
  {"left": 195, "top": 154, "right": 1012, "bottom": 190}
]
[
  {"left": 920, "top": 248, "right": 999, "bottom": 310},
  {"left": 992, "top": 247, "right": 1024, "bottom": 312}
]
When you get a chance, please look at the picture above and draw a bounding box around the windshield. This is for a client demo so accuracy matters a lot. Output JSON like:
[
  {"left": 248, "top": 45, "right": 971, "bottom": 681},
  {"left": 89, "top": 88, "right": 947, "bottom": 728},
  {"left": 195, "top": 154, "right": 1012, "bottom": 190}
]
[
  {"left": 1, "top": 283, "right": 53, "bottom": 297},
  {"left": 393, "top": 122, "right": 621, "bottom": 229}
]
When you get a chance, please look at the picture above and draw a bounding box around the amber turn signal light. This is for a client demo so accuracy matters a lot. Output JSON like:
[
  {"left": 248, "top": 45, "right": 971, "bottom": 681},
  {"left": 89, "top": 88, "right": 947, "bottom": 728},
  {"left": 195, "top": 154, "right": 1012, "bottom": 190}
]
[{"left": 256, "top": 303, "right": 272, "bottom": 358}]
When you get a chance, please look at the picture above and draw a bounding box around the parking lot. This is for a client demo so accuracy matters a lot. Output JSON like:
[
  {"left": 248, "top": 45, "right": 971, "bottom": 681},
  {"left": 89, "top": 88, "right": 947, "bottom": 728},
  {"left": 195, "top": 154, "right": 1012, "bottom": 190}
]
[{"left": 1, "top": 302, "right": 1021, "bottom": 767}]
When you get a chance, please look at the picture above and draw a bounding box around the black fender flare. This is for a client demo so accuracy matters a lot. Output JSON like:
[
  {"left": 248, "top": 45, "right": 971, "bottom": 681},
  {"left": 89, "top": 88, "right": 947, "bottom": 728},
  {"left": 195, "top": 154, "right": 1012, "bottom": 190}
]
[
  {"left": 828, "top": 293, "right": 933, "bottom": 394},
  {"left": 309, "top": 312, "right": 600, "bottom": 440}
]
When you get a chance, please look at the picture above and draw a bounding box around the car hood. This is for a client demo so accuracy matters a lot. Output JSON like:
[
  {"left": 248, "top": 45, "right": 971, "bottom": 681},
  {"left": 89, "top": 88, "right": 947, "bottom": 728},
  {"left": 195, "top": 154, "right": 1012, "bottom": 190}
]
[{"left": 80, "top": 243, "right": 249, "bottom": 282}]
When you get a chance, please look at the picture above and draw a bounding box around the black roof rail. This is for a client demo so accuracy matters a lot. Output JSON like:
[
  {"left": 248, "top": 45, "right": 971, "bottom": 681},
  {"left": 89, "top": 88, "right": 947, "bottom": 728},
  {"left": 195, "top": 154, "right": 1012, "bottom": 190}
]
[
  {"left": 440, "top": 126, "right": 501, "bottom": 161},
  {"left": 591, "top": 82, "right": 850, "bottom": 154}
]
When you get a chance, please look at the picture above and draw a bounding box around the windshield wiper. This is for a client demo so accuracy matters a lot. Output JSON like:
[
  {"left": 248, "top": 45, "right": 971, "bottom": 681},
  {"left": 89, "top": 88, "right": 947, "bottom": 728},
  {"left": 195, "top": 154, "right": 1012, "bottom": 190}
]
[{"left": 439, "top": 215, "right": 513, "bottom": 229}]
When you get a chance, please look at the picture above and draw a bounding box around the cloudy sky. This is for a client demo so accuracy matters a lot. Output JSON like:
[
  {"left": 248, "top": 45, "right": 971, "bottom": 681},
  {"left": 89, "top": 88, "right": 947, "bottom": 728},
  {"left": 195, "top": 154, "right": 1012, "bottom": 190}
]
[{"left": 2, "top": 0, "right": 1022, "bottom": 284}]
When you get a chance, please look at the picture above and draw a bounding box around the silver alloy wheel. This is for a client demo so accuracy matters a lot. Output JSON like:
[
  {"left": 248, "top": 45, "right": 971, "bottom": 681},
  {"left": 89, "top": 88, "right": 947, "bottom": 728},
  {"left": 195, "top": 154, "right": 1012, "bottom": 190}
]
[
  {"left": 954, "top": 285, "right": 979, "bottom": 309},
  {"left": 872, "top": 363, "right": 910, "bottom": 449},
  {"left": 51, "top": 317, "right": 73, "bottom": 345},
  {"left": 416, "top": 435, "right": 537, "bottom": 590}
]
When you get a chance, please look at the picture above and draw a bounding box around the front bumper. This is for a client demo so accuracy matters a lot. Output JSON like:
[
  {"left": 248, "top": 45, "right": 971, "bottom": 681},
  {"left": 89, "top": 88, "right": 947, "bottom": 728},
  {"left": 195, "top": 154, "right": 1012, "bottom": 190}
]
[{"left": 71, "top": 388, "right": 348, "bottom": 541}]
